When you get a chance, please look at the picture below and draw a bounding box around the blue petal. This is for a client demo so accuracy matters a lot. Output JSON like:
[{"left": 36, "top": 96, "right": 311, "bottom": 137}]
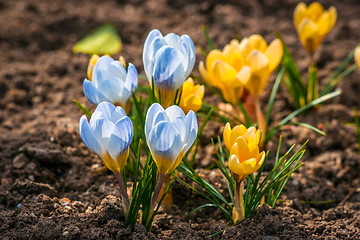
[
  {"left": 180, "top": 35, "right": 196, "bottom": 77},
  {"left": 91, "top": 102, "right": 116, "bottom": 124},
  {"left": 145, "top": 103, "right": 165, "bottom": 139},
  {"left": 97, "top": 78, "right": 124, "bottom": 104},
  {"left": 147, "top": 121, "right": 183, "bottom": 161},
  {"left": 92, "top": 56, "right": 114, "bottom": 87},
  {"left": 107, "top": 116, "right": 133, "bottom": 161},
  {"left": 79, "top": 115, "right": 103, "bottom": 157},
  {"left": 184, "top": 110, "right": 198, "bottom": 153},
  {"left": 83, "top": 79, "right": 108, "bottom": 105},
  {"left": 143, "top": 30, "right": 166, "bottom": 82},
  {"left": 125, "top": 63, "right": 138, "bottom": 93},
  {"left": 153, "top": 47, "right": 185, "bottom": 90},
  {"left": 111, "top": 106, "right": 127, "bottom": 122},
  {"left": 164, "top": 33, "right": 181, "bottom": 49}
]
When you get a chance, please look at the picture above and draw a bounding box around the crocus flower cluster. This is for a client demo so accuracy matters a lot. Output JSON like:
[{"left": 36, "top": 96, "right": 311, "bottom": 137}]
[
  {"left": 294, "top": 2, "right": 337, "bottom": 55},
  {"left": 143, "top": 29, "right": 196, "bottom": 108},
  {"left": 83, "top": 55, "right": 138, "bottom": 112},
  {"left": 200, "top": 34, "right": 283, "bottom": 104}
]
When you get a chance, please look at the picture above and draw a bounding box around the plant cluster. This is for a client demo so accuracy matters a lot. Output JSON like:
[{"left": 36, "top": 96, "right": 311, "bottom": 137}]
[{"left": 73, "top": 1, "right": 360, "bottom": 232}]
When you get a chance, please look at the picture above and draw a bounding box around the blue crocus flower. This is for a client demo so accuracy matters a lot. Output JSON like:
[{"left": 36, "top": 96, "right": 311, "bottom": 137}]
[
  {"left": 143, "top": 29, "right": 196, "bottom": 107},
  {"left": 79, "top": 102, "right": 133, "bottom": 174},
  {"left": 83, "top": 56, "right": 138, "bottom": 112},
  {"left": 145, "top": 103, "right": 198, "bottom": 175}
]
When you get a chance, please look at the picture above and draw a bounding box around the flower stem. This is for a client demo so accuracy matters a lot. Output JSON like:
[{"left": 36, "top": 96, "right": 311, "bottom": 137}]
[
  {"left": 233, "top": 180, "right": 245, "bottom": 223},
  {"left": 114, "top": 172, "right": 130, "bottom": 219},
  {"left": 255, "top": 97, "right": 266, "bottom": 145},
  {"left": 150, "top": 173, "right": 166, "bottom": 211}
]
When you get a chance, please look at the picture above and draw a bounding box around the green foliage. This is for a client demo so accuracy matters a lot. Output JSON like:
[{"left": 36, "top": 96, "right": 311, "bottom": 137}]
[
  {"left": 276, "top": 32, "right": 357, "bottom": 109},
  {"left": 177, "top": 136, "right": 306, "bottom": 224},
  {"left": 73, "top": 24, "right": 122, "bottom": 55}
]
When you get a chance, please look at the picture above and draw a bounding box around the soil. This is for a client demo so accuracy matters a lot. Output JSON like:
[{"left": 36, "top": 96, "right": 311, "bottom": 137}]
[{"left": 1, "top": 0, "right": 360, "bottom": 239}]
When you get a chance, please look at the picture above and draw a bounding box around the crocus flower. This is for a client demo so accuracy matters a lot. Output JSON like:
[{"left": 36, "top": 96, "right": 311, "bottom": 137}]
[
  {"left": 83, "top": 56, "right": 138, "bottom": 112},
  {"left": 143, "top": 29, "right": 196, "bottom": 108},
  {"left": 355, "top": 46, "right": 360, "bottom": 69},
  {"left": 294, "top": 2, "right": 337, "bottom": 55},
  {"left": 145, "top": 103, "right": 198, "bottom": 175},
  {"left": 229, "top": 136, "right": 265, "bottom": 183},
  {"left": 179, "top": 78, "right": 204, "bottom": 114},
  {"left": 79, "top": 102, "right": 133, "bottom": 174},
  {"left": 223, "top": 123, "right": 261, "bottom": 151}
]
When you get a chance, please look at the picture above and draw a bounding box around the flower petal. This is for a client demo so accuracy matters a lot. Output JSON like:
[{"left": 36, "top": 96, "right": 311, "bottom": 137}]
[
  {"left": 294, "top": 2, "right": 307, "bottom": 28},
  {"left": 265, "top": 39, "right": 283, "bottom": 73},
  {"left": 108, "top": 116, "right": 133, "bottom": 161},
  {"left": 79, "top": 115, "right": 103, "bottom": 157},
  {"left": 153, "top": 46, "right": 185, "bottom": 90},
  {"left": 92, "top": 56, "right": 114, "bottom": 86},
  {"left": 145, "top": 103, "right": 165, "bottom": 138},
  {"left": 90, "top": 102, "right": 116, "bottom": 124},
  {"left": 148, "top": 121, "right": 183, "bottom": 174},
  {"left": 97, "top": 78, "right": 125, "bottom": 104},
  {"left": 83, "top": 79, "right": 108, "bottom": 105},
  {"left": 124, "top": 63, "right": 138, "bottom": 93},
  {"left": 248, "top": 34, "right": 268, "bottom": 53},
  {"left": 317, "top": 6, "right": 337, "bottom": 36},
  {"left": 183, "top": 110, "right": 198, "bottom": 153},
  {"left": 179, "top": 34, "right": 196, "bottom": 77},
  {"left": 164, "top": 33, "right": 181, "bottom": 49}
]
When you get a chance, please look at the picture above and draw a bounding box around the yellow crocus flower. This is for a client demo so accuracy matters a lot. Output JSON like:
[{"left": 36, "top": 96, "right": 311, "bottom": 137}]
[
  {"left": 355, "top": 46, "right": 360, "bottom": 69},
  {"left": 179, "top": 78, "right": 205, "bottom": 114},
  {"left": 294, "top": 2, "right": 337, "bottom": 55},
  {"left": 199, "top": 41, "right": 250, "bottom": 105},
  {"left": 223, "top": 122, "right": 261, "bottom": 151},
  {"left": 229, "top": 136, "right": 265, "bottom": 183},
  {"left": 236, "top": 35, "right": 283, "bottom": 96}
]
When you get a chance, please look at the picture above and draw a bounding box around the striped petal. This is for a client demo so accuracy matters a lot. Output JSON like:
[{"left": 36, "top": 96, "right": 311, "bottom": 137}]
[
  {"left": 153, "top": 46, "right": 185, "bottom": 90},
  {"left": 79, "top": 115, "right": 103, "bottom": 157}
]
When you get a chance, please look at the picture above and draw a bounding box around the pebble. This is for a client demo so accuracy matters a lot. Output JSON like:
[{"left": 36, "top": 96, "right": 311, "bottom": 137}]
[
  {"left": 62, "top": 231, "right": 69, "bottom": 236},
  {"left": 17, "top": 203, "right": 21, "bottom": 208},
  {"left": 13, "top": 153, "right": 29, "bottom": 169}
]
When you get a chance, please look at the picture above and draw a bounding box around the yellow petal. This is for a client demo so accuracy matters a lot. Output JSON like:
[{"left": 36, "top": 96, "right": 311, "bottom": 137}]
[
  {"left": 243, "top": 131, "right": 258, "bottom": 145},
  {"left": 229, "top": 155, "right": 241, "bottom": 174},
  {"left": 229, "top": 125, "right": 248, "bottom": 148},
  {"left": 304, "top": 2, "right": 324, "bottom": 22},
  {"left": 196, "top": 85, "right": 205, "bottom": 99},
  {"left": 230, "top": 137, "right": 248, "bottom": 160},
  {"left": 248, "top": 34, "right": 268, "bottom": 53},
  {"left": 294, "top": 2, "right": 307, "bottom": 28},
  {"left": 256, "top": 151, "right": 266, "bottom": 170},
  {"left": 247, "top": 142, "right": 259, "bottom": 159},
  {"left": 212, "top": 60, "right": 238, "bottom": 86},
  {"left": 316, "top": 6, "right": 337, "bottom": 36},
  {"left": 298, "top": 18, "right": 320, "bottom": 53},
  {"left": 181, "top": 95, "right": 202, "bottom": 114},
  {"left": 236, "top": 66, "right": 251, "bottom": 86},
  {"left": 355, "top": 46, "right": 360, "bottom": 69},
  {"left": 246, "top": 50, "right": 270, "bottom": 74},
  {"left": 238, "top": 158, "right": 257, "bottom": 175},
  {"left": 206, "top": 50, "right": 228, "bottom": 72},
  {"left": 265, "top": 39, "right": 283, "bottom": 73},
  {"left": 87, "top": 54, "right": 100, "bottom": 81},
  {"left": 199, "top": 61, "right": 212, "bottom": 85}
]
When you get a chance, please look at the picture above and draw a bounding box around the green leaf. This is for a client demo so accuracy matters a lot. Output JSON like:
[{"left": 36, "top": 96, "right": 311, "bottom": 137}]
[
  {"left": 73, "top": 24, "right": 122, "bottom": 55},
  {"left": 201, "top": 25, "right": 215, "bottom": 50},
  {"left": 73, "top": 99, "right": 92, "bottom": 117}
]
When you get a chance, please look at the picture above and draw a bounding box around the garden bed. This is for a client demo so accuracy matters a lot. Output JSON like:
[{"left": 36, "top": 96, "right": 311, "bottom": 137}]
[{"left": 0, "top": 0, "right": 360, "bottom": 239}]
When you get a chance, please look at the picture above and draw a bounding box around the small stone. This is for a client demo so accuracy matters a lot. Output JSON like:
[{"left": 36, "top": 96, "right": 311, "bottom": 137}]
[
  {"left": 13, "top": 153, "right": 28, "bottom": 169},
  {"left": 62, "top": 231, "right": 69, "bottom": 236}
]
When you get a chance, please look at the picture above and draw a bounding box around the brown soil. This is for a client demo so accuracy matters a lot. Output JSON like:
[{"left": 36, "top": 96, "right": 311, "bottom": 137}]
[{"left": 1, "top": 0, "right": 360, "bottom": 239}]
